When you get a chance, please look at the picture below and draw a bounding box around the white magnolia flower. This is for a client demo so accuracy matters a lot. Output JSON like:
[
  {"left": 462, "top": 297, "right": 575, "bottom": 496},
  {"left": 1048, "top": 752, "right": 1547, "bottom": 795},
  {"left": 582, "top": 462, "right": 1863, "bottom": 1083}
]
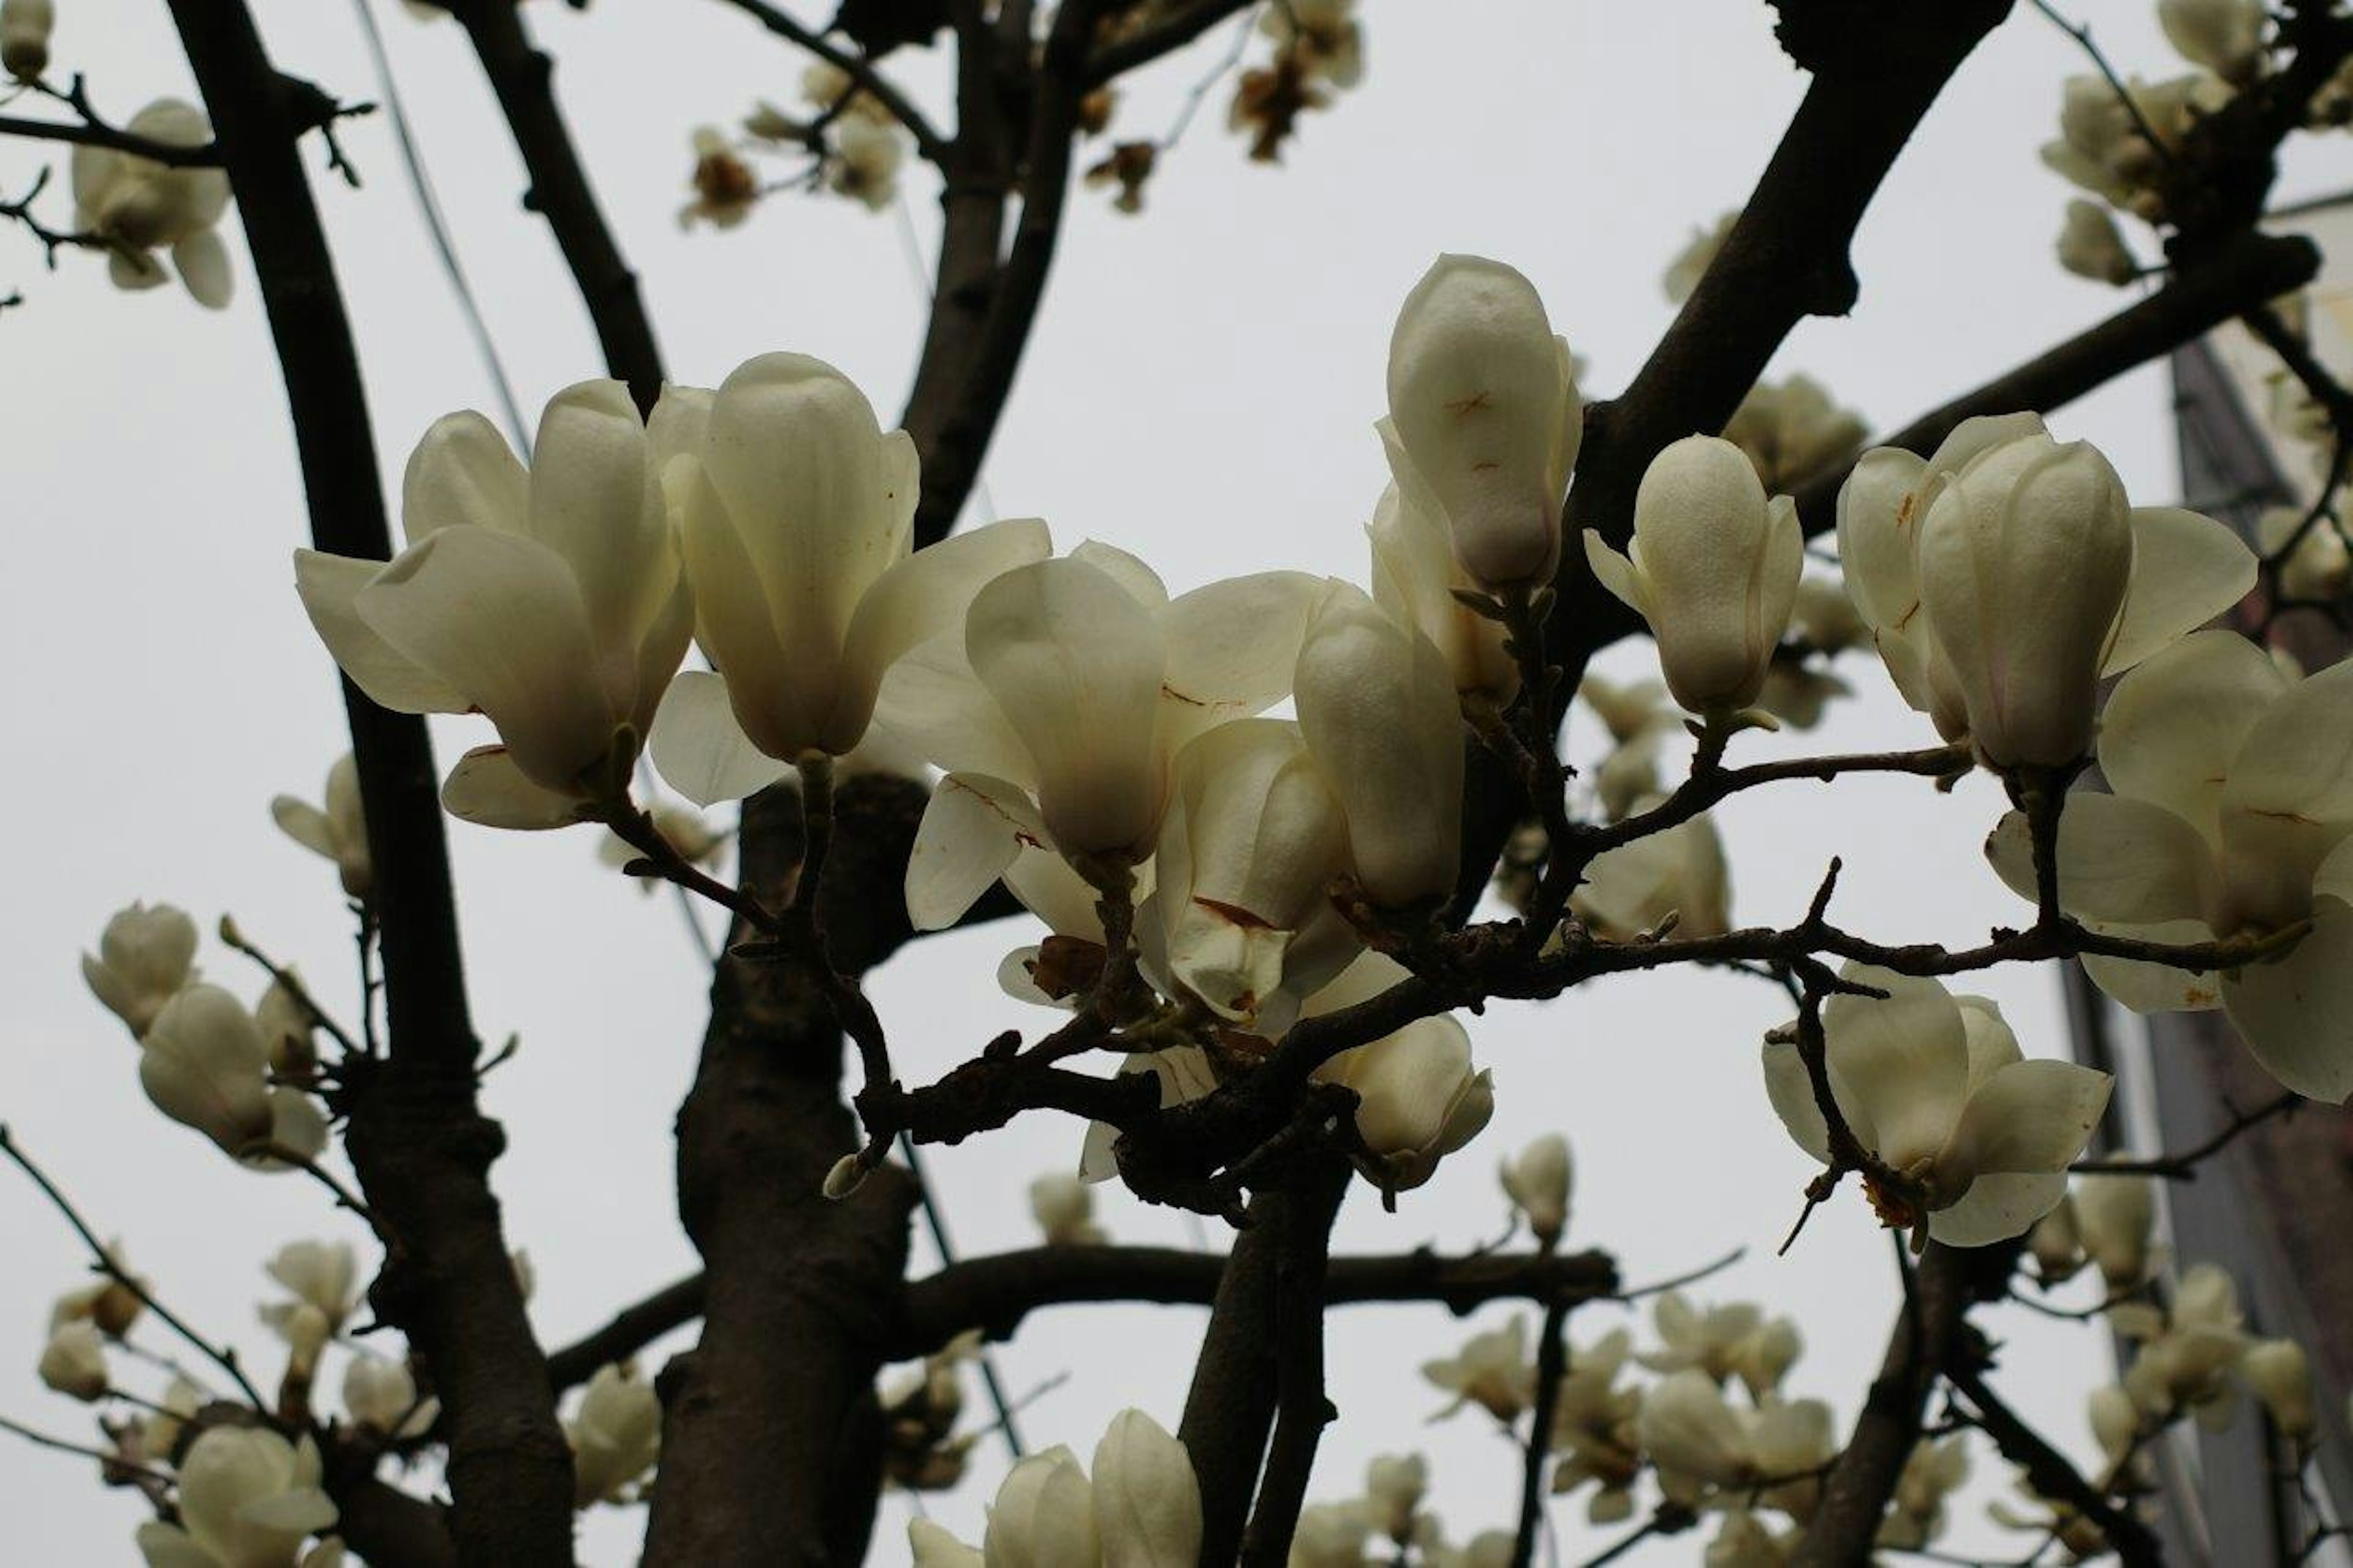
[
  {"left": 1591, "top": 732, "right": 1667, "bottom": 823},
  {"left": 2158, "top": 0, "right": 2267, "bottom": 85},
  {"left": 1836, "top": 416, "right": 2251, "bottom": 757},
  {"left": 1385, "top": 254, "right": 1582, "bottom": 595},
  {"left": 298, "top": 382, "right": 692, "bottom": 830},
  {"left": 139, "top": 985, "right": 275, "bottom": 1157},
  {"left": 1294, "top": 579, "right": 1464, "bottom": 907},
  {"left": 1637, "top": 1370, "right": 1833, "bottom": 1509},
  {"left": 1423, "top": 1316, "right": 1531, "bottom": 1422},
  {"left": 83, "top": 901, "right": 199, "bottom": 1036},
  {"left": 50, "top": 1244, "right": 145, "bottom": 1338},
  {"left": 799, "top": 59, "right": 899, "bottom": 125},
  {"left": 37, "top": 1320, "right": 107, "bottom": 1401},
  {"left": 72, "top": 99, "right": 232, "bottom": 306},
  {"left": 893, "top": 547, "right": 1319, "bottom": 922},
  {"left": 1362, "top": 1452, "right": 1427, "bottom": 1542},
  {"left": 2118, "top": 1263, "right": 2248, "bottom": 1426},
  {"left": 2072, "top": 1163, "right": 2158, "bottom": 1290},
  {"left": 134, "top": 1428, "right": 339, "bottom": 1568},
  {"left": 1761, "top": 966, "right": 2111, "bottom": 1243},
  {"left": 1721, "top": 374, "right": 1866, "bottom": 493},
  {"left": 1547, "top": 1328, "right": 1643, "bottom": 1521},
  {"left": 656, "top": 350, "right": 1033, "bottom": 786},
  {"left": 828, "top": 116, "right": 904, "bottom": 210},
  {"left": 2240, "top": 1338, "right": 2315, "bottom": 1441},
  {"left": 570, "top": 1362, "right": 661, "bottom": 1507},
  {"left": 925, "top": 1410, "right": 1202, "bottom": 1568},
  {"left": 1368, "top": 450, "right": 1518, "bottom": 702},
  {"left": 1029, "top": 1172, "right": 1107, "bottom": 1247},
  {"left": 2042, "top": 72, "right": 2230, "bottom": 219},
  {"left": 1584, "top": 434, "right": 1801, "bottom": 720},
  {"left": 343, "top": 1355, "right": 436, "bottom": 1439},
  {"left": 138, "top": 1376, "right": 203, "bottom": 1463},
  {"left": 1139, "top": 718, "right": 1357, "bottom": 1035},
  {"left": 1878, "top": 1435, "right": 1971, "bottom": 1551},
  {"left": 1288, "top": 1501, "right": 1374, "bottom": 1567},
  {"left": 1635, "top": 1293, "right": 1790, "bottom": 1391},
  {"left": 270, "top": 754, "right": 371, "bottom": 900},
  {"left": 253, "top": 974, "right": 317, "bottom": 1077},
  {"left": 1574, "top": 805, "right": 1732, "bottom": 941},
  {"left": 1499, "top": 1132, "right": 1572, "bottom": 1248},
  {"left": 2057, "top": 199, "right": 2139, "bottom": 287},
  {"left": 2257, "top": 504, "right": 2351, "bottom": 604},
  {"left": 1309, "top": 953, "right": 1493, "bottom": 1192},
  {"left": 1707, "top": 1510, "right": 1798, "bottom": 1568},
  {"left": 1663, "top": 210, "right": 1740, "bottom": 304},
  {"left": 1986, "top": 631, "right": 2353, "bottom": 1099},
  {"left": 680, "top": 127, "right": 759, "bottom": 231},
  {"left": 2, "top": 0, "right": 52, "bottom": 81}
]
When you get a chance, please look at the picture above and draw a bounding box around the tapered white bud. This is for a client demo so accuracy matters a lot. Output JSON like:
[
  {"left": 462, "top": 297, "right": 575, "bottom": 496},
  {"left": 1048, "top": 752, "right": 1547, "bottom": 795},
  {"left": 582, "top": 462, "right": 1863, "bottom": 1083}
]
[
  {"left": 2073, "top": 1167, "right": 2156, "bottom": 1291},
  {"left": 138, "top": 984, "right": 273, "bottom": 1156},
  {"left": 38, "top": 1320, "right": 107, "bottom": 1401},
  {"left": 570, "top": 1363, "right": 661, "bottom": 1507},
  {"left": 1499, "top": 1133, "right": 1572, "bottom": 1248},
  {"left": 1092, "top": 1408, "right": 1203, "bottom": 1567},
  {"left": 985, "top": 1445, "right": 1100, "bottom": 1566},
  {"left": 2, "top": 0, "right": 53, "bottom": 81},
  {"left": 344, "top": 1355, "right": 436, "bottom": 1438},
  {"left": 271, "top": 754, "right": 372, "bottom": 900},
  {"left": 1029, "top": 1173, "right": 1106, "bottom": 1246},
  {"left": 1915, "top": 435, "right": 2134, "bottom": 767},
  {"left": 135, "top": 1428, "right": 339, "bottom": 1568},
  {"left": 83, "top": 901, "right": 199, "bottom": 1036},
  {"left": 822, "top": 1153, "right": 867, "bottom": 1200},
  {"left": 265, "top": 1240, "right": 361, "bottom": 1332},
  {"left": 1583, "top": 435, "right": 1802, "bottom": 719},
  {"left": 253, "top": 974, "right": 317, "bottom": 1078},
  {"left": 1386, "top": 254, "right": 1582, "bottom": 594},
  {"left": 2241, "top": 1338, "right": 2315, "bottom": 1441},
  {"left": 2089, "top": 1382, "right": 2141, "bottom": 1463},
  {"left": 2058, "top": 199, "right": 2139, "bottom": 286},
  {"left": 1294, "top": 581, "right": 1464, "bottom": 907},
  {"left": 2158, "top": 0, "right": 2266, "bottom": 84},
  {"left": 1310, "top": 955, "right": 1493, "bottom": 1193}
]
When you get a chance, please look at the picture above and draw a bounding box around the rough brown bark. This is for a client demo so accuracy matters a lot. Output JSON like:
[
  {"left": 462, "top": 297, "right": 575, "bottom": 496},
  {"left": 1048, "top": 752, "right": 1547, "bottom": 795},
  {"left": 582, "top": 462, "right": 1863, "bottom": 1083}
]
[{"left": 163, "top": 4, "right": 574, "bottom": 1562}]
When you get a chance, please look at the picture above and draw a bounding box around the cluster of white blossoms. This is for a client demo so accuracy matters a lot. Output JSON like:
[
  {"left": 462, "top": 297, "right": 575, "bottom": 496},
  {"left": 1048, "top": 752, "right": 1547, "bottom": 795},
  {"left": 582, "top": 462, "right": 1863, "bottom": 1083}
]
[
  {"left": 1287, "top": 1452, "right": 1518, "bottom": 1566},
  {"left": 691, "top": 59, "right": 911, "bottom": 229},
  {"left": 71, "top": 98, "right": 235, "bottom": 308},
  {"left": 906, "top": 1407, "right": 1202, "bottom": 1566},
  {"left": 570, "top": 1361, "right": 662, "bottom": 1508},
  {"left": 80, "top": 902, "right": 328, "bottom": 1165}
]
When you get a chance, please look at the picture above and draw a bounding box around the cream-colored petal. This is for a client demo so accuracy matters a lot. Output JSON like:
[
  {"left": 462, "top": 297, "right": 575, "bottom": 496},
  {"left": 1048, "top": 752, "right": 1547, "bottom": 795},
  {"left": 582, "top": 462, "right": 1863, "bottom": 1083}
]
[
  {"left": 906, "top": 771, "right": 1047, "bottom": 931},
  {"left": 1819, "top": 964, "right": 1969, "bottom": 1170},
  {"left": 440, "top": 746, "right": 591, "bottom": 829},
  {"left": 2220, "top": 898, "right": 2353, "bottom": 1102},
  {"left": 526, "top": 379, "right": 671, "bottom": 661},
  {"left": 401, "top": 410, "right": 529, "bottom": 544},
  {"left": 2080, "top": 917, "right": 2225, "bottom": 1013},
  {"left": 649, "top": 670, "right": 792, "bottom": 806},
  {"left": 1070, "top": 539, "right": 1169, "bottom": 607},
  {"left": 292, "top": 550, "right": 470, "bottom": 714},
  {"left": 871, "top": 630, "right": 1038, "bottom": 786},
  {"left": 270, "top": 797, "right": 338, "bottom": 860},
  {"left": 830, "top": 517, "right": 1053, "bottom": 754},
  {"left": 1154, "top": 570, "right": 1323, "bottom": 751},
  {"left": 2100, "top": 507, "right": 2256, "bottom": 675},
  {"left": 1943, "top": 1058, "right": 2110, "bottom": 1178},
  {"left": 1983, "top": 793, "right": 2213, "bottom": 926},
  {"left": 1928, "top": 1172, "right": 2071, "bottom": 1248},
  {"left": 171, "top": 229, "right": 232, "bottom": 309},
  {"left": 1580, "top": 532, "right": 1643, "bottom": 614},
  {"left": 2221, "top": 650, "right": 2353, "bottom": 828},
  {"left": 2098, "top": 629, "right": 2285, "bottom": 844},
  {"left": 1759, "top": 1037, "right": 1833, "bottom": 1165}
]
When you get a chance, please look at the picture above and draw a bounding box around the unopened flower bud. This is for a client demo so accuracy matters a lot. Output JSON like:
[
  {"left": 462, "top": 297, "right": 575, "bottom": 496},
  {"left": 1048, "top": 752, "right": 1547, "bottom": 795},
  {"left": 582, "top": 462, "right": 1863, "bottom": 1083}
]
[
  {"left": 1499, "top": 1133, "right": 1572, "bottom": 1248},
  {"left": 83, "top": 901, "right": 199, "bottom": 1036},
  {"left": 138, "top": 983, "right": 273, "bottom": 1156},
  {"left": 37, "top": 1320, "right": 107, "bottom": 1401},
  {"left": 2241, "top": 1338, "right": 2315, "bottom": 1441},
  {"left": 2, "top": 0, "right": 53, "bottom": 82}
]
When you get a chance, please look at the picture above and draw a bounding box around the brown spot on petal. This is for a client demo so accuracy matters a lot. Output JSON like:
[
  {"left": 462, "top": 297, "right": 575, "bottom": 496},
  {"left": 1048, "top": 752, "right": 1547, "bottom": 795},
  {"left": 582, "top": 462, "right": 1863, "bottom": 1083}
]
[{"left": 1192, "top": 895, "right": 1280, "bottom": 931}]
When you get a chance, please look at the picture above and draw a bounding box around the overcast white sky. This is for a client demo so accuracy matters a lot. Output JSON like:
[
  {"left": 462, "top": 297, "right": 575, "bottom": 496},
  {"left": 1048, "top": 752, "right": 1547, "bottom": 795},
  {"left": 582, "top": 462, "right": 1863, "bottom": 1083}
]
[{"left": 4, "top": 2, "right": 2347, "bottom": 1563}]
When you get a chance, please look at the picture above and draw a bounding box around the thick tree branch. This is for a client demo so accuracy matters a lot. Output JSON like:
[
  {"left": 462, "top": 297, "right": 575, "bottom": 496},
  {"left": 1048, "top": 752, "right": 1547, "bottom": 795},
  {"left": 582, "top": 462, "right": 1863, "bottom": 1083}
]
[
  {"left": 1179, "top": 1184, "right": 1306, "bottom": 1567},
  {"left": 163, "top": 4, "right": 572, "bottom": 1562},
  {"left": 320, "top": 1457, "right": 460, "bottom": 1568},
  {"left": 444, "top": 0, "right": 665, "bottom": 412},
  {"left": 1084, "top": 0, "right": 1256, "bottom": 86},
  {"left": 1238, "top": 1157, "right": 1351, "bottom": 1566}
]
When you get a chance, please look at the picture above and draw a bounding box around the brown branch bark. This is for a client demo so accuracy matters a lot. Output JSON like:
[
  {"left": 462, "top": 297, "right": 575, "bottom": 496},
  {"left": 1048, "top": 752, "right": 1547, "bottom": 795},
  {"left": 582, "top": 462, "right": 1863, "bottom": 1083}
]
[
  {"left": 1946, "top": 1357, "right": 2164, "bottom": 1566},
  {"left": 1789, "top": 1244, "right": 1971, "bottom": 1568},
  {"left": 1084, "top": 0, "right": 1255, "bottom": 86},
  {"left": 320, "top": 1455, "right": 460, "bottom": 1568},
  {"left": 1238, "top": 1157, "right": 1351, "bottom": 1566},
  {"left": 444, "top": 0, "right": 665, "bottom": 412},
  {"left": 162, "top": 4, "right": 572, "bottom": 1562}
]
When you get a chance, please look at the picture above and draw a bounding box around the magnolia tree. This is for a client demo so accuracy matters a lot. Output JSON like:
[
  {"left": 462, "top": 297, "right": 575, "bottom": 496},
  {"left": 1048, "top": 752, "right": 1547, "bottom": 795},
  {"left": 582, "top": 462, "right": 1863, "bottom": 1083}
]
[{"left": 6, "top": 0, "right": 2353, "bottom": 1564}]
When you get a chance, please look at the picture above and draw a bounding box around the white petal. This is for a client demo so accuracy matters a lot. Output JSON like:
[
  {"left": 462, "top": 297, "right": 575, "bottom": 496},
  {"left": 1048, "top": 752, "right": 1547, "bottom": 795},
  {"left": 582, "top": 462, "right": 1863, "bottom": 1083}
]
[
  {"left": 271, "top": 797, "right": 338, "bottom": 860},
  {"left": 1943, "top": 1058, "right": 2110, "bottom": 1178},
  {"left": 1819, "top": 965, "right": 1969, "bottom": 1169},
  {"left": 2221, "top": 897, "right": 2353, "bottom": 1102},
  {"left": 906, "top": 771, "right": 1045, "bottom": 931},
  {"left": 1070, "top": 539, "right": 1169, "bottom": 607},
  {"left": 873, "top": 630, "right": 1037, "bottom": 784},
  {"left": 355, "top": 526, "right": 615, "bottom": 790},
  {"left": 135, "top": 1523, "right": 218, "bottom": 1568},
  {"left": 526, "top": 379, "right": 672, "bottom": 661},
  {"left": 401, "top": 410, "right": 529, "bottom": 544},
  {"left": 2101, "top": 507, "right": 2256, "bottom": 675},
  {"left": 1984, "top": 793, "right": 2213, "bottom": 925},
  {"left": 441, "top": 746, "right": 591, "bottom": 830},
  {"left": 2099, "top": 629, "right": 2285, "bottom": 844},
  {"left": 2080, "top": 917, "right": 2226, "bottom": 1013},
  {"left": 171, "top": 229, "right": 232, "bottom": 309},
  {"left": 649, "top": 670, "right": 792, "bottom": 806},
  {"left": 1155, "top": 570, "right": 1323, "bottom": 751},
  {"left": 292, "top": 550, "right": 469, "bottom": 714},
  {"left": 831, "top": 517, "right": 1052, "bottom": 754},
  {"left": 1580, "top": 532, "right": 1643, "bottom": 614},
  {"left": 1928, "top": 1172, "right": 2071, "bottom": 1248},
  {"left": 1759, "top": 1037, "right": 1832, "bottom": 1165},
  {"left": 2222, "top": 650, "right": 2353, "bottom": 828}
]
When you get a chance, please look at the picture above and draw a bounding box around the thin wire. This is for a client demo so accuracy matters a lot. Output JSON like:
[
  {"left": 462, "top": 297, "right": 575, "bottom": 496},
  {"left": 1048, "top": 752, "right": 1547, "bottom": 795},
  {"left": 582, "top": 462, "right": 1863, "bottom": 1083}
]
[{"left": 347, "top": 0, "right": 534, "bottom": 455}]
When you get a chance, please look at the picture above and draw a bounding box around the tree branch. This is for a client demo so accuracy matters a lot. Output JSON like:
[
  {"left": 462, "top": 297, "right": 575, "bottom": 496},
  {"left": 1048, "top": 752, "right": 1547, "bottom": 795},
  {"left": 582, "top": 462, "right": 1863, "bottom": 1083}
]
[
  {"left": 443, "top": 0, "right": 665, "bottom": 412},
  {"left": 1944, "top": 1355, "right": 2162, "bottom": 1566},
  {"left": 1084, "top": 0, "right": 1256, "bottom": 86},
  {"left": 705, "top": 0, "right": 948, "bottom": 159},
  {"left": 1238, "top": 1157, "right": 1350, "bottom": 1566},
  {"left": 0, "top": 112, "right": 216, "bottom": 164},
  {"left": 162, "top": 7, "right": 571, "bottom": 1561}
]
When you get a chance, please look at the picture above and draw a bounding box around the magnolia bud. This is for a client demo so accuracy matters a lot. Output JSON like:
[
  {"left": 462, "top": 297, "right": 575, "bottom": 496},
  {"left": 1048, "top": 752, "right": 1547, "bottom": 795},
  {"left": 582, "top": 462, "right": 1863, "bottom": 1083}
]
[
  {"left": 138, "top": 984, "right": 273, "bottom": 1156},
  {"left": 1316, "top": 1013, "right": 1493, "bottom": 1193},
  {"left": 1294, "top": 581, "right": 1463, "bottom": 907},
  {"left": 2241, "top": 1338, "right": 2315, "bottom": 1441},
  {"left": 2088, "top": 1382, "right": 2141, "bottom": 1463},
  {"left": 1635, "top": 1370, "right": 1751, "bottom": 1493},
  {"left": 985, "top": 1445, "right": 1100, "bottom": 1566},
  {"left": 271, "top": 753, "right": 373, "bottom": 900},
  {"left": 344, "top": 1355, "right": 435, "bottom": 1437},
  {"left": 1363, "top": 1452, "right": 1428, "bottom": 1540},
  {"left": 2158, "top": 0, "right": 2267, "bottom": 84},
  {"left": 1499, "top": 1133, "right": 1572, "bottom": 1248},
  {"left": 1915, "top": 434, "right": 2133, "bottom": 767},
  {"left": 1584, "top": 435, "right": 1802, "bottom": 719},
  {"left": 254, "top": 973, "right": 318, "bottom": 1077},
  {"left": 82, "top": 901, "right": 199, "bottom": 1036},
  {"left": 2, "top": 0, "right": 52, "bottom": 81},
  {"left": 2026, "top": 1195, "right": 2085, "bottom": 1283},
  {"left": 144, "top": 1429, "right": 338, "bottom": 1567},
  {"left": 2074, "top": 1167, "right": 2156, "bottom": 1291},
  {"left": 37, "top": 1320, "right": 106, "bottom": 1401},
  {"left": 1386, "top": 254, "right": 1581, "bottom": 595},
  {"left": 2057, "top": 199, "right": 2138, "bottom": 287},
  {"left": 570, "top": 1363, "right": 661, "bottom": 1507},
  {"left": 1091, "top": 1408, "right": 1203, "bottom": 1568}
]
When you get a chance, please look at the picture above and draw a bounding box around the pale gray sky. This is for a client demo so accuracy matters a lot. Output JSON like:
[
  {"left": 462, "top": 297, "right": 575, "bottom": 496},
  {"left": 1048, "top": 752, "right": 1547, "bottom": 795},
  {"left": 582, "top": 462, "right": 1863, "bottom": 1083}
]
[{"left": 4, "top": 2, "right": 2344, "bottom": 1562}]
